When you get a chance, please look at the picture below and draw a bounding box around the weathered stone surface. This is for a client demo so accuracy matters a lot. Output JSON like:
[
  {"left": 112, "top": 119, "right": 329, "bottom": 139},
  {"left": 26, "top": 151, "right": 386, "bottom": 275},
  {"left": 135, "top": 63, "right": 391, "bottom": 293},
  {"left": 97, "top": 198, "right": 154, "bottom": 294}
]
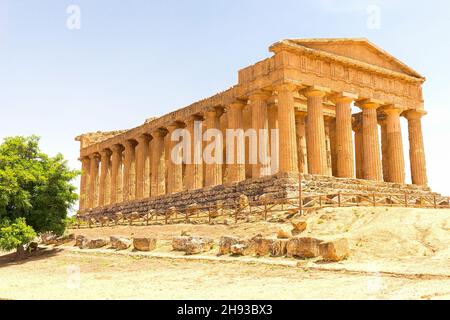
[
  {"left": 75, "top": 235, "right": 86, "bottom": 247},
  {"left": 319, "top": 238, "right": 349, "bottom": 262},
  {"left": 218, "top": 236, "right": 240, "bottom": 255},
  {"left": 230, "top": 239, "right": 255, "bottom": 256},
  {"left": 277, "top": 228, "right": 292, "bottom": 239},
  {"left": 172, "top": 236, "right": 214, "bottom": 254},
  {"left": 185, "top": 237, "right": 215, "bottom": 255},
  {"left": 253, "top": 237, "right": 275, "bottom": 256},
  {"left": 172, "top": 236, "right": 190, "bottom": 251},
  {"left": 270, "top": 239, "right": 289, "bottom": 257},
  {"left": 286, "top": 237, "right": 323, "bottom": 258},
  {"left": 292, "top": 220, "right": 307, "bottom": 233},
  {"left": 40, "top": 232, "right": 57, "bottom": 245},
  {"left": 83, "top": 238, "right": 109, "bottom": 249},
  {"left": 133, "top": 237, "right": 157, "bottom": 252},
  {"left": 110, "top": 236, "right": 132, "bottom": 250}
]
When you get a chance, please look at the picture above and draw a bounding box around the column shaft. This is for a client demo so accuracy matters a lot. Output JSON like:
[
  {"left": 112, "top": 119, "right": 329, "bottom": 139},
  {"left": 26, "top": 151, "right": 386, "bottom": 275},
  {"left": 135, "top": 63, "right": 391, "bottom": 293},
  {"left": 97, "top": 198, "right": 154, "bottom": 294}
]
[
  {"left": 304, "top": 88, "right": 328, "bottom": 175},
  {"left": 110, "top": 145, "right": 123, "bottom": 204},
  {"left": 250, "top": 92, "right": 271, "bottom": 177},
  {"left": 88, "top": 154, "right": 100, "bottom": 208},
  {"left": 334, "top": 97, "right": 355, "bottom": 178},
  {"left": 135, "top": 135, "right": 150, "bottom": 199},
  {"left": 379, "top": 119, "right": 390, "bottom": 182},
  {"left": 204, "top": 110, "right": 223, "bottom": 187},
  {"left": 353, "top": 121, "right": 364, "bottom": 179},
  {"left": 295, "top": 112, "right": 308, "bottom": 173},
  {"left": 268, "top": 105, "right": 279, "bottom": 174},
  {"left": 227, "top": 102, "right": 246, "bottom": 182},
  {"left": 359, "top": 101, "right": 383, "bottom": 181},
  {"left": 186, "top": 117, "right": 204, "bottom": 189},
  {"left": 384, "top": 108, "right": 405, "bottom": 183},
  {"left": 166, "top": 125, "right": 183, "bottom": 194},
  {"left": 79, "top": 157, "right": 90, "bottom": 210},
  {"left": 276, "top": 84, "right": 298, "bottom": 173},
  {"left": 123, "top": 141, "right": 136, "bottom": 201},
  {"left": 405, "top": 110, "right": 428, "bottom": 186},
  {"left": 151, "top": 131, "right": 166, "bottom": 196},
  {"left": 99, "top": 149, "right": 111, "bottom": 206}
]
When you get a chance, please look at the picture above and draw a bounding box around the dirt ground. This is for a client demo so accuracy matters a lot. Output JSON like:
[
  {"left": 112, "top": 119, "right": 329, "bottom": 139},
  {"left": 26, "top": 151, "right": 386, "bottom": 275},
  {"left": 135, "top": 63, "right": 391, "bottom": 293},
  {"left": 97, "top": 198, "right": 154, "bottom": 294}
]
[{"left": 1, "top": 207, "right": 450, "bottom": 300}]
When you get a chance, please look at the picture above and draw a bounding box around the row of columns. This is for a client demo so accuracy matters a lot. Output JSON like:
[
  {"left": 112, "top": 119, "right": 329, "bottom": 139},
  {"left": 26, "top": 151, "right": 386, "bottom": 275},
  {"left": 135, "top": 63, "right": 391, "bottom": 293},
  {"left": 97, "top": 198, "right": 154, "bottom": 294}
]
[{"left": 79, "top": 84, "right": 428, "bottom": 211}]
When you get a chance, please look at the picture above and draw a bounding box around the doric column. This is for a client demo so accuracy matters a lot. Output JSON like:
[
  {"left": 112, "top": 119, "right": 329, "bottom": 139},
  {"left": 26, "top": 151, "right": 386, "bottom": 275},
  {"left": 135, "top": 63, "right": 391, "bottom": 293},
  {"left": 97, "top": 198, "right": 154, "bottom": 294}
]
[
  {"left": 324, "top": 116, "right": 336, "bottom": 176},
  {"left": 382, "top": 105, "right": 406, "bottom": 184},
  {"left": 88, "top": 153, "right": 100, "bottom": 208},
  {"left": 404, "top": 110, "right": 428, "bottom": 186},
  {"left": 378, "top": 117, "right": 390, "bottom": 182},
  {"left": 249, "top": 90, "right": 271, "bottom": 177},
  {"left": 99, "top": 149, "right": 111, "bottom": 207},
  {"left": 135, "top": 135, "right": 150, "bottom": 199},
  {"left": 352, "top": 117, "right": 364, "bottom": 179},
  {"left": 275, "top": 83, "right": 299, "bottom": 173},
  {"left": 166, "top": 124, "right": 183, "bottom": 194},
  {"left": 330, "top": 92, "right": 357, "bottom": 178},
  {"left": 79, "top": 156, "right": 90, "bottom": 210},
  {"left": 227, "top": 101, "right": 246, "bottom": 183},
  {"left": 151, "top": 130, "right": 166, "bottom": 196},
  {"left": 268, "top": 105, "right": 279, "bottom": 174},
  {"left": 295, "top": 111, "right": 308, "bottom": 173},
  {"left": 204, "top": 109, "right": 223, "bottom": 187},
  {"left": 303, "top": 86, "right": 330, "bottom": 175},
  {"left": 185, "top": 116, "right": 204, "bottom": 190},
  {"left": 110, "top": 144, "right": 123, "bottom": 204},
  {"left": 123, "top": 140, "right": 136, "bottom": 201},
  {"left": 356, "top": 99, "right": 383, "bottom": 181}
]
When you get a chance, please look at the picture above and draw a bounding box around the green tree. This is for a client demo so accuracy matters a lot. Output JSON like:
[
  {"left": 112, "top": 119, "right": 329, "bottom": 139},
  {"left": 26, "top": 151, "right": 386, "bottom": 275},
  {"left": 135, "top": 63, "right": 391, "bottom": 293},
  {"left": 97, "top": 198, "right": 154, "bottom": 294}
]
[
  {"left": 0, "top": 136, "right": 79, "bottom": 241},
  {"left": 0, "top": 218, "right": 37, "bottom": 255}
]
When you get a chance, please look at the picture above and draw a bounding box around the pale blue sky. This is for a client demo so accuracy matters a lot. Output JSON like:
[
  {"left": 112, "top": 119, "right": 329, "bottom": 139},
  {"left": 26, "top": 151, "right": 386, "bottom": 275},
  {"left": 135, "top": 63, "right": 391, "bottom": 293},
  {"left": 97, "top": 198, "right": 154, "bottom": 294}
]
[{"left": 1, "top": 0, "right": 449, "bottom": 194}]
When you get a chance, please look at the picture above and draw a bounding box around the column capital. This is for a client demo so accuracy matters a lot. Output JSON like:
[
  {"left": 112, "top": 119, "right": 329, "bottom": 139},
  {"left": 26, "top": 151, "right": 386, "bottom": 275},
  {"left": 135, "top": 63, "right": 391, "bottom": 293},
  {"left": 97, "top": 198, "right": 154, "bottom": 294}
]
[
  {"left": 111, "top": 144, "right": 123, "bottom": 153},
  {"left": 123, "top": 140, "right": 136, "bottom": 150},
  {"left": 381, "top": 104, "right": 406, "bottom": 116},
  {"left": 228, "top": 100, "right": 247, "bottom": 111},
  {"left": 186, "top": 114, "right": 203, "bottom": 124},
  {"left": 328, "top": 91, "right": 358, "bottom": 104},
  {"left": 295, "top": 110, "right": 307, "bottom": 118},
  {"left": 248, "top": 89, "right": 272, "bottom": 102},
  {"left": 403, "top": 109, "right": 427, "bottom": 120},
  {"left": 273, "top": 82, "right": 301, "bottom": 92},
  {"left": 100, "top": 149, "right": 112, "bottom": 157},
  {"left": 136, "top": 134, "right": 150, "bottom": 144},
  {"left": 302, "top": 85, "right": 331, "bottom": 98},
  {"left": 151, "top": 128, "right": 167, "bottom": 138},
  {"left": 79, "top": 156, "right": 90, "bottom": 162},
  {"left": 355, "top": 98, "right": 383, "bottom": 110},
  {"left": 89, "top": 153, "right": 100, "bottom": 160},
  {"left": 166, "top": 123, "right": 182, "bottom": 133}
]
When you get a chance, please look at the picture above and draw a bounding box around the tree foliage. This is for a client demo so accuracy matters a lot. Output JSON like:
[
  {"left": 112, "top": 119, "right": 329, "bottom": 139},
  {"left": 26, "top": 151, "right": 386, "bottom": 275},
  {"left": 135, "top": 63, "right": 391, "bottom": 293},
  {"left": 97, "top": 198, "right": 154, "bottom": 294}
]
[
  {"left": 0, "top": 136, "right": 79, "bottom": 236},
  {"left": 0, "top": 218, "right": 37, "bottom": 251}
]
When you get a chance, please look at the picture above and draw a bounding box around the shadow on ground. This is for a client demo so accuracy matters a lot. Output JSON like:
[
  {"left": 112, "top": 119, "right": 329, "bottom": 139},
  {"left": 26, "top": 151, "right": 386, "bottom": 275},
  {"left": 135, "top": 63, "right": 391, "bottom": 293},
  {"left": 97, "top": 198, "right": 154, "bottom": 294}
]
[{"left": 0, "top": 247, "right": 63, "bottom": 268}]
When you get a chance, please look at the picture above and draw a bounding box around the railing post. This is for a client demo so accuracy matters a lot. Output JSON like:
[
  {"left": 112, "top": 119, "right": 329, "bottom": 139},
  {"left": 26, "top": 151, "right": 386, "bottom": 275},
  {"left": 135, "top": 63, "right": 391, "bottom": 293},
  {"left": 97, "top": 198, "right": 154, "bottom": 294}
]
[
  {"left": 146, "top": 212, "right": 149, "bottom": 226},
  {"left": 404, "top": 193, "right": 408, "bottom": 208},
  {"left": 165, "top": 211, "right": 168, "bottom": 224},
  {"left": 208, "top": 207, "right": 211, "bottom": 224},
  {"left": 185, "top": 209, "right": 188, "bottom": 223},
  {"left": 319, "top": 195, "right": 322, "bottom": 207},
  {"left": 235, "top": 205, "right": 238, "bottom": 224},
  {"left": 299, "top": 174, "right": 303, "bottom": 215},
  {"left": 373, "top": 193, "right": 376, "bottom": 207},
  {"left": 338, "top": 193, "right": 341, "bottom": 207},
  {"left": 434, "top": 195, "right": 437, "bottom": 209}
]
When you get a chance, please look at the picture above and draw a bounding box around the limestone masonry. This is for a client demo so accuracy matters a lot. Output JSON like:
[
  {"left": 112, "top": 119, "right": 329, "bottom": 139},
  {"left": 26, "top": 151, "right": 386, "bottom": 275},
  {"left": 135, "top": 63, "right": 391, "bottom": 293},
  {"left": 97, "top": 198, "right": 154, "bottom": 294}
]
[{"left": 76, "top": 38, "right": 431, "bottom": 215}]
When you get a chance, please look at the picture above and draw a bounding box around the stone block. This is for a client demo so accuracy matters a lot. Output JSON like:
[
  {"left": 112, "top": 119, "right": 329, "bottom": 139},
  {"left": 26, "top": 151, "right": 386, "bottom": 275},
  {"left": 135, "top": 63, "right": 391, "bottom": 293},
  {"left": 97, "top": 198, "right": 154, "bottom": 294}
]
[
  {"left": 269, "top": 239, "right": 289, "bottom": 257},
  {"left": 218, "top": 236, "right": 240, "bottom": 255},
  {"left": 110, "top": 236, "right": 132, "bottom": 250},
  {"left": 133, "top": 237, "right": 157, "bottom": 252},
  {"left": 286, "top": 237, "right": 323, "bottom": 258},
  {"left": 319, "top": 238, "right": 349, "bottom": 262}
]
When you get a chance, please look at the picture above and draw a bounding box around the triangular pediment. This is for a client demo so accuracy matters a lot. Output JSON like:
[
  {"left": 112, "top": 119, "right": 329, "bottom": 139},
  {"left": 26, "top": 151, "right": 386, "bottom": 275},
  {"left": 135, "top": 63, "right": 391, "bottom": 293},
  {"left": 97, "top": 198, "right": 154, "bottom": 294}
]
[{"left": 278, "top": 38, "right": 423, "bottom": 79}]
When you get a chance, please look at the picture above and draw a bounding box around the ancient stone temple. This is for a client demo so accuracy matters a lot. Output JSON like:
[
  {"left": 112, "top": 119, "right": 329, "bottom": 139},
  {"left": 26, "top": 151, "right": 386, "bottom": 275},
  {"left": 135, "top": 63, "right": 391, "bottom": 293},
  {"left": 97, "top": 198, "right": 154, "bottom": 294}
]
[{"left": 76, "top": 38, "right": 432, "bottom": 216}]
